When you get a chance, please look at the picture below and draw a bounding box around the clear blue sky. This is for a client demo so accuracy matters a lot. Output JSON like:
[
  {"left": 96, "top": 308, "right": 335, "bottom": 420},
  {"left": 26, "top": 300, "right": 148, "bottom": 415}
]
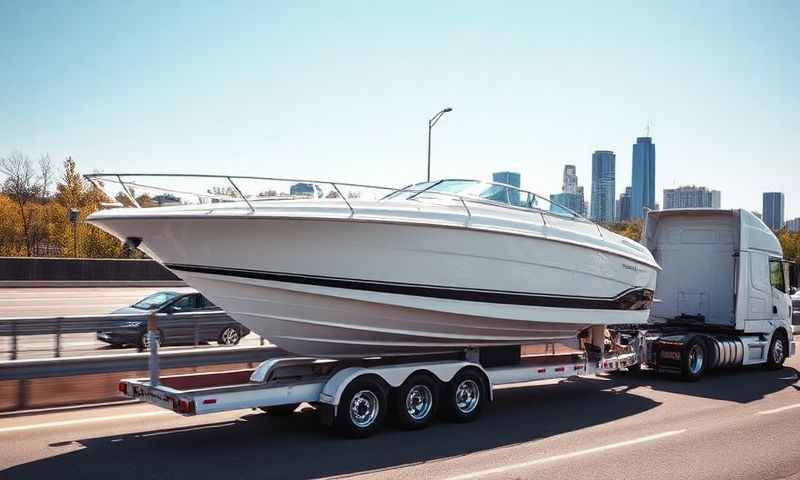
[{"left": 1, "top": 1, "right": 798, "bottom": 217}]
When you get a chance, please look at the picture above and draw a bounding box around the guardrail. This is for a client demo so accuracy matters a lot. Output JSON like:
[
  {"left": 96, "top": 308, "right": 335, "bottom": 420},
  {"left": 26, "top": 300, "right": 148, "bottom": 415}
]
[
  {"left": 0, "top": 311, "right": 267, "bottom": 360},
  {"left": 0, "top": 345, "right": 283, "bottom": 381}
]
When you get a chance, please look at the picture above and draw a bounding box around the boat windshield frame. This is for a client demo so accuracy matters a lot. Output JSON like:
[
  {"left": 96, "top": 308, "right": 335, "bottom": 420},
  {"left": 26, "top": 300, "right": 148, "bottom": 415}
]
[{"left": 83, "top": 173, "right": 588, "bottom": 222}]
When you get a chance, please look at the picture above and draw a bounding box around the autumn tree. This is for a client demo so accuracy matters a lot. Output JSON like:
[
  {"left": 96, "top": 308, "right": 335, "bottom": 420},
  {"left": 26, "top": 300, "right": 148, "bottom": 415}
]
[{"left": 0, "top": 152, "right": 51, "bottom": 256}]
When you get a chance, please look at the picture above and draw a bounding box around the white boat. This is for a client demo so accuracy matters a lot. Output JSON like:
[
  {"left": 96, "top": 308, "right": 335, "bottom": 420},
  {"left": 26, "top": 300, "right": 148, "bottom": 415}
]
[{"left": 86, "top": 175, "right": 659, "bottom": 358}]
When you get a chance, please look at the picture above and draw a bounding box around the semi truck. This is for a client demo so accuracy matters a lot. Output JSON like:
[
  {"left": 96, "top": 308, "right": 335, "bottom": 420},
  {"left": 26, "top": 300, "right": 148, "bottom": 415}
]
[{"left": 118, "top": 208, "right": 798, "bottom": 438}]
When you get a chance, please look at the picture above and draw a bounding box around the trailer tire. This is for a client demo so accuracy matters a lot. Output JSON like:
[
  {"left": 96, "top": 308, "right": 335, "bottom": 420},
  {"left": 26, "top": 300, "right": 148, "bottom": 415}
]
[
  {"left": 681, "top": 337, "right": 707, "bottom": 381},
  {"left": 766, "top": 330, "right": 787, "bottom": 370},
  {"left": 259, "top": 403, "right": 300, "bottom": 416},
  {"left": 441, "top": 369, "right": 487, "bottom": 423},
  {"left": 335, "top": 376, "right": 387, "bottom": 438},
  {"left": 393, "top": 373, "right": 438, "bottom": 430}
]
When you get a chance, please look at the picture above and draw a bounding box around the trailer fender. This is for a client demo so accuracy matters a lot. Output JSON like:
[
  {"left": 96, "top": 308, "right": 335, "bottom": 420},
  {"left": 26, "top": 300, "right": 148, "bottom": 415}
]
[{"left": 319, "top": 361, "right": 485, "bottom": 410}]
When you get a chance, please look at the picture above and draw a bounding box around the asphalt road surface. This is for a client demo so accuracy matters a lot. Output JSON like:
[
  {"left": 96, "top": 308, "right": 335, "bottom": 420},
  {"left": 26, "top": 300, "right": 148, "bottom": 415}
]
[{"left": 2, "top": 348, "right": 799, "bottom": 479}]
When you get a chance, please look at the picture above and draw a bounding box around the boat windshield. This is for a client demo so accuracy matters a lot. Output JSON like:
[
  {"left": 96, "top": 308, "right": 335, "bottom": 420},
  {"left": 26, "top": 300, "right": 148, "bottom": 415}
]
[{"left": 384, "top": 180, "right": 583, "bottom": 220}]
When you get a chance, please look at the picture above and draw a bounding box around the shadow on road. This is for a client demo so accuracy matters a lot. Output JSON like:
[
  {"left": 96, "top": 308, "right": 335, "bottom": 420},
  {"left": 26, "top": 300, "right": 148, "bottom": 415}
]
[{"left": 6, "top": 365, "right": 797, "bottom": 479}]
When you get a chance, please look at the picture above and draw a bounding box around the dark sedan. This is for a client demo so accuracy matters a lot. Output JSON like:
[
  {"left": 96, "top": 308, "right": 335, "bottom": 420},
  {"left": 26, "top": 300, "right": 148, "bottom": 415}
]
[{"left": 96, "top": 291, "right": 250, "bottom": 349}]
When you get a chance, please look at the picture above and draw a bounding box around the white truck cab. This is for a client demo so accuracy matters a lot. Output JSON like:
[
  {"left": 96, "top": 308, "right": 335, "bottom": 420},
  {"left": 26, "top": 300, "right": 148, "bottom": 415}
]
[{"left": 642, "top": 209, "right": 797, "bottom": 377}]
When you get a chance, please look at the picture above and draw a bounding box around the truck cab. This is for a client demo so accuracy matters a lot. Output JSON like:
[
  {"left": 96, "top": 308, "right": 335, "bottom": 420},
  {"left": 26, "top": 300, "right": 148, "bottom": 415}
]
[{"left": 642, "top": 209, "right": 796, "bottom": 376}]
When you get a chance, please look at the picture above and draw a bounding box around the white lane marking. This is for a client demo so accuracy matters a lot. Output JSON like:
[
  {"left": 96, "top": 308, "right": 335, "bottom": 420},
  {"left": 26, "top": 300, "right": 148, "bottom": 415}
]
[
  {"left": 756, "top": 403, "right": 800, "bottom": 415},
  {"left": 0, "top": 411, "right": 172, "bottom": 434},
  {"left": 442, "top": 429, "right": 687, "bottom": 480}
]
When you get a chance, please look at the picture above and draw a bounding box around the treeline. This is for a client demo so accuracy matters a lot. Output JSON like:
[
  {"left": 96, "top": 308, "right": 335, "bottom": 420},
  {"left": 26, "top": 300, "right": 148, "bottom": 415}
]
[
  {"left": 0, "top": 153, "right": 128, "bottom": 258},
  {"left": 606, "top": 220, "right": 800, "bottom": 263}
]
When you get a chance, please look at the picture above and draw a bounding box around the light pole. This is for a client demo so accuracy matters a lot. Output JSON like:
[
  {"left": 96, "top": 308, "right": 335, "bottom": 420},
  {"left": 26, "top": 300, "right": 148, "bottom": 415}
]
[
  {"left": 68, "top": 208, "right": 80, "bottom": 258},
  {"left": 427, "top": 107, "right": 453, "bottom": 182}
]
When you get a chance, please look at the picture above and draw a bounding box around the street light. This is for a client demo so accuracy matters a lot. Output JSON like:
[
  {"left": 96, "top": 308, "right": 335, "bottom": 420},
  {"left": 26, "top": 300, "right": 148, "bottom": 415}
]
[
  {"left": 68, "top": 208, "right": 80, "bottom": 258},
  {"left": 427, "top": 107, "right": 453, "bottom": 182}
]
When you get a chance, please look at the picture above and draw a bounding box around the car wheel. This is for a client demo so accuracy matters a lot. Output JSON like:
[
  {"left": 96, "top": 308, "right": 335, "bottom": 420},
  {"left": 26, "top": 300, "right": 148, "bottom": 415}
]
[
  {"left": 218, "top": 327, "right": 241, "bottom": 345},
  {"left": 140, "top": 331, "right": 163, "bottom": 350}
]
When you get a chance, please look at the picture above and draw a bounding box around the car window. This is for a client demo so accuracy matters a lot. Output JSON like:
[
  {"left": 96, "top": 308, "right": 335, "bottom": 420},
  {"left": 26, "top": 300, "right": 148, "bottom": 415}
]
[
  {"left": 170, "top": 296, "right": 194, "bottom": 311},
  {"left": 132, "top": 291, "right": 180, "bottom": 310}
]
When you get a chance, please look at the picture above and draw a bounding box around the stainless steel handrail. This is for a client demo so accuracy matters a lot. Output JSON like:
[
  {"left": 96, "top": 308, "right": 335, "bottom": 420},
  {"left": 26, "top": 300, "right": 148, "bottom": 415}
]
[{"left": 84, "top": 173, "right": 586, "bottom": 222}]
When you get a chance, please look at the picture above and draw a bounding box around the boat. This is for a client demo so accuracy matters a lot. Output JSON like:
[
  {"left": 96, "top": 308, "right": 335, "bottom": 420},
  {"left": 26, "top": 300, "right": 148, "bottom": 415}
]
[{"left": 86, "top": 175, "right": 660, "bottom": 358}]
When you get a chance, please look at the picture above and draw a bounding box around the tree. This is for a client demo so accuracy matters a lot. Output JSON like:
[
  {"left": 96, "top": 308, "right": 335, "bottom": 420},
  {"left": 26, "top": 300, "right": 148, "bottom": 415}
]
[{"left": 0, "top": 152, "right": 44, "bottom": 256}]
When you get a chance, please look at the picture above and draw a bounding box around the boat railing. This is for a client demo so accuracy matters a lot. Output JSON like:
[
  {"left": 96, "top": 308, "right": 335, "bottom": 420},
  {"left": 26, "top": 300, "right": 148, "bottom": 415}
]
[{"left": 84, "top": 173, "right": 587, "bottom": 222}]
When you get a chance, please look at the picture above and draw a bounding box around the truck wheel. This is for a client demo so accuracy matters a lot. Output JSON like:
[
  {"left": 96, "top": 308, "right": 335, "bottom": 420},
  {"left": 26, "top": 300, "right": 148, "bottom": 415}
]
[
  {"left": 394, "top": 373, "right": 438, "bottom": 430},
  {"left": 441, "top": 369, "right": 487, "bottom": 423},
  {"left": 335, "top": 376, "right": 387, "bottom": 438},
  {"left": 681, "top": 338, "right": 707, "bottom": 381},
  {"left": 766, "top": 331, "right": 787, "bottom": 370},
  {"left": 259, "top": 403, "right": 300, "bottom": 416}
]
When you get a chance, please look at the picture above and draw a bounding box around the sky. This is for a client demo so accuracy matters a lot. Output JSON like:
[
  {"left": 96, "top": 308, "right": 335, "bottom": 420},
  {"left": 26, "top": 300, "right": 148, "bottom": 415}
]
[{"left": 1, "top": 1, "right": 798, "bottom": 218}]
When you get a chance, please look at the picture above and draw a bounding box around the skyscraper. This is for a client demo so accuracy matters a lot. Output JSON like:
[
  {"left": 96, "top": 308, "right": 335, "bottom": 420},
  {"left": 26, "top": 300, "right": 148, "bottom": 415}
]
[
  {"left": 492, "top": 171, "right": 521, "bottom": 205},
  {"left": 786, "top": 217, "right": 800, "bottom": 232},
  {"left": 631, "top": 136, "right": 656, "bottom": 219},
  {"left": 591, "top": 150, "right": 616, "bottom": 223},
  {"left": 562, "top": 165, "right": 578, "bottom": 194},
  {"left": 762, "top": 192, "right": 785, "bottom": 230},
  {"left": 617, "top": 187, "right": 632, "bottom": 222},
  {"left": 663, "top": 186, "right": 721, "bottom": 209},
  {"left": 551, "top": 165, "right": 586, "bottom": 216}
]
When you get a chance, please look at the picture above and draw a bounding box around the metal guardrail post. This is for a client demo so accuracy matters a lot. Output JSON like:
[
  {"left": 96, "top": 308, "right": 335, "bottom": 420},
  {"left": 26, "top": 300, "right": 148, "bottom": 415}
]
[
  {"left": 148, "top": 312, "right": 160, "bottom": 386},
  {"left": 55, "top": 318, "right": 62, "bottom": 358},
  {"left": 260, "top": 335, "right": 264, "bottom": 346},
  {"left": 10, "top": 320, "right": 17, "bottom": 361},
  {"left": 194, "top": 321, "right": 199, "bottom": 348}
]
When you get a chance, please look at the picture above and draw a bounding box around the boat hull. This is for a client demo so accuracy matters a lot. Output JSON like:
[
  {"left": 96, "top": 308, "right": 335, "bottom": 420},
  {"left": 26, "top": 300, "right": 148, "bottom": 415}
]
[{"left": 89, "top": 212, "right": 657, "bottom": 358}]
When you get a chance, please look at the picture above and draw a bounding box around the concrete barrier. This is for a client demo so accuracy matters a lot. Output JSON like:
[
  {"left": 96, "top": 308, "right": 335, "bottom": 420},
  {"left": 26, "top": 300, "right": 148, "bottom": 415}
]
[{"left": 0, "top": 257, "right": 182, "bottom": 283}]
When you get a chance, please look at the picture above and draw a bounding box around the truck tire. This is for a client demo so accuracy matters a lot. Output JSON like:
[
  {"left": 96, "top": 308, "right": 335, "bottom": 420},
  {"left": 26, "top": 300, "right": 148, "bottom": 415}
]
[
  {"left": 681, "top": 337, "right": 707, "bottom": 381},
  {"left": 334, "top": 376, "right": 387, "bottom": 438},
  {"left": 394, "top": 373, "right": 438, "bottom": 430},
  {"left": 766, "top": 331, "right": 787, "bottom": 370},
  {"left": 441, "top": 369, "right": 487, "bottom": 423}
]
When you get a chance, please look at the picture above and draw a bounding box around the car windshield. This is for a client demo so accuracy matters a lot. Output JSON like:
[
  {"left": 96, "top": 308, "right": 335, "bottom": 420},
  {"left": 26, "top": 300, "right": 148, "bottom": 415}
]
[
  {"left": 132, "top": 291, "right": 181, "bottom": 310},
  {"left": 384, "top": 180, "right": 583, "bottom": 220}
]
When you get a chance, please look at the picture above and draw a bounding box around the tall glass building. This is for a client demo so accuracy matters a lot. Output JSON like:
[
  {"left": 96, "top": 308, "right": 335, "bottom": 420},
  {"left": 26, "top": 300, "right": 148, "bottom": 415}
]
[
  {"left": 590, "top": 151, "right": 616, "bottom": 223},
  {"left": 493, "top": 171, "right": 521, "bottom": 205},
  {"left": 631, "top": 137, "right": 656, "bottom": 219},
  {"left": 762, "top": 192, "right": 785, "bottom": 230}
]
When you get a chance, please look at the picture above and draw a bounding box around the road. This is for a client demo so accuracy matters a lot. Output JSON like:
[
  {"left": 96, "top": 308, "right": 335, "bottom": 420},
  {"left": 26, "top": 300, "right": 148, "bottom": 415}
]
[{"left": 2, "top": 350, "right": 799, "bottom": 479}]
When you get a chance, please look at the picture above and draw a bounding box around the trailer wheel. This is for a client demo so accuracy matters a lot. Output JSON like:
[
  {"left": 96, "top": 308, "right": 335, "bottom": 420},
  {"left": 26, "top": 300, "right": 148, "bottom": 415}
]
[
  {"left": 394, "top": 373, "right": 438, "bottom": 430},
  {"left": 681, "top": 337, "right": 707, "bottom": 381},
  {"left": 441, "top": 369, "right": 487, "bottom": 423},
  {"left": 766, "top": 331, "right": 787, "bottom": 370},
  {"left": 259, "top": 403, "right": 300, "bottom": 416},
  {"left": 335, "top": 376, "right": 387, "bottom": 438}
]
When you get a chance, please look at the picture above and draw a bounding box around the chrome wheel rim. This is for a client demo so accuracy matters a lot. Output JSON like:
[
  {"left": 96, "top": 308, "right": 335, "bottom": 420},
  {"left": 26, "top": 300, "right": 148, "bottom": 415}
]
[
  {"left": 773, "top": 338, "right": 785, "bottom": 363},
  {"left": 221, "top": 328, "right": 239, "bottom": 344},
  {"left": 689, "top": 344, "right": 704, "bottom": 375},
  {"left": 350, "top": 390, "right": 379, "bottom": 428},
  {"left": 405, "top": 384, "right": 433, "bottom": 421},
  {"left": 141, "top": 333, "right": 150, "bottom": 349},
  {"left": 455, "top": 379, "right": 480, "bottom": 414}
]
